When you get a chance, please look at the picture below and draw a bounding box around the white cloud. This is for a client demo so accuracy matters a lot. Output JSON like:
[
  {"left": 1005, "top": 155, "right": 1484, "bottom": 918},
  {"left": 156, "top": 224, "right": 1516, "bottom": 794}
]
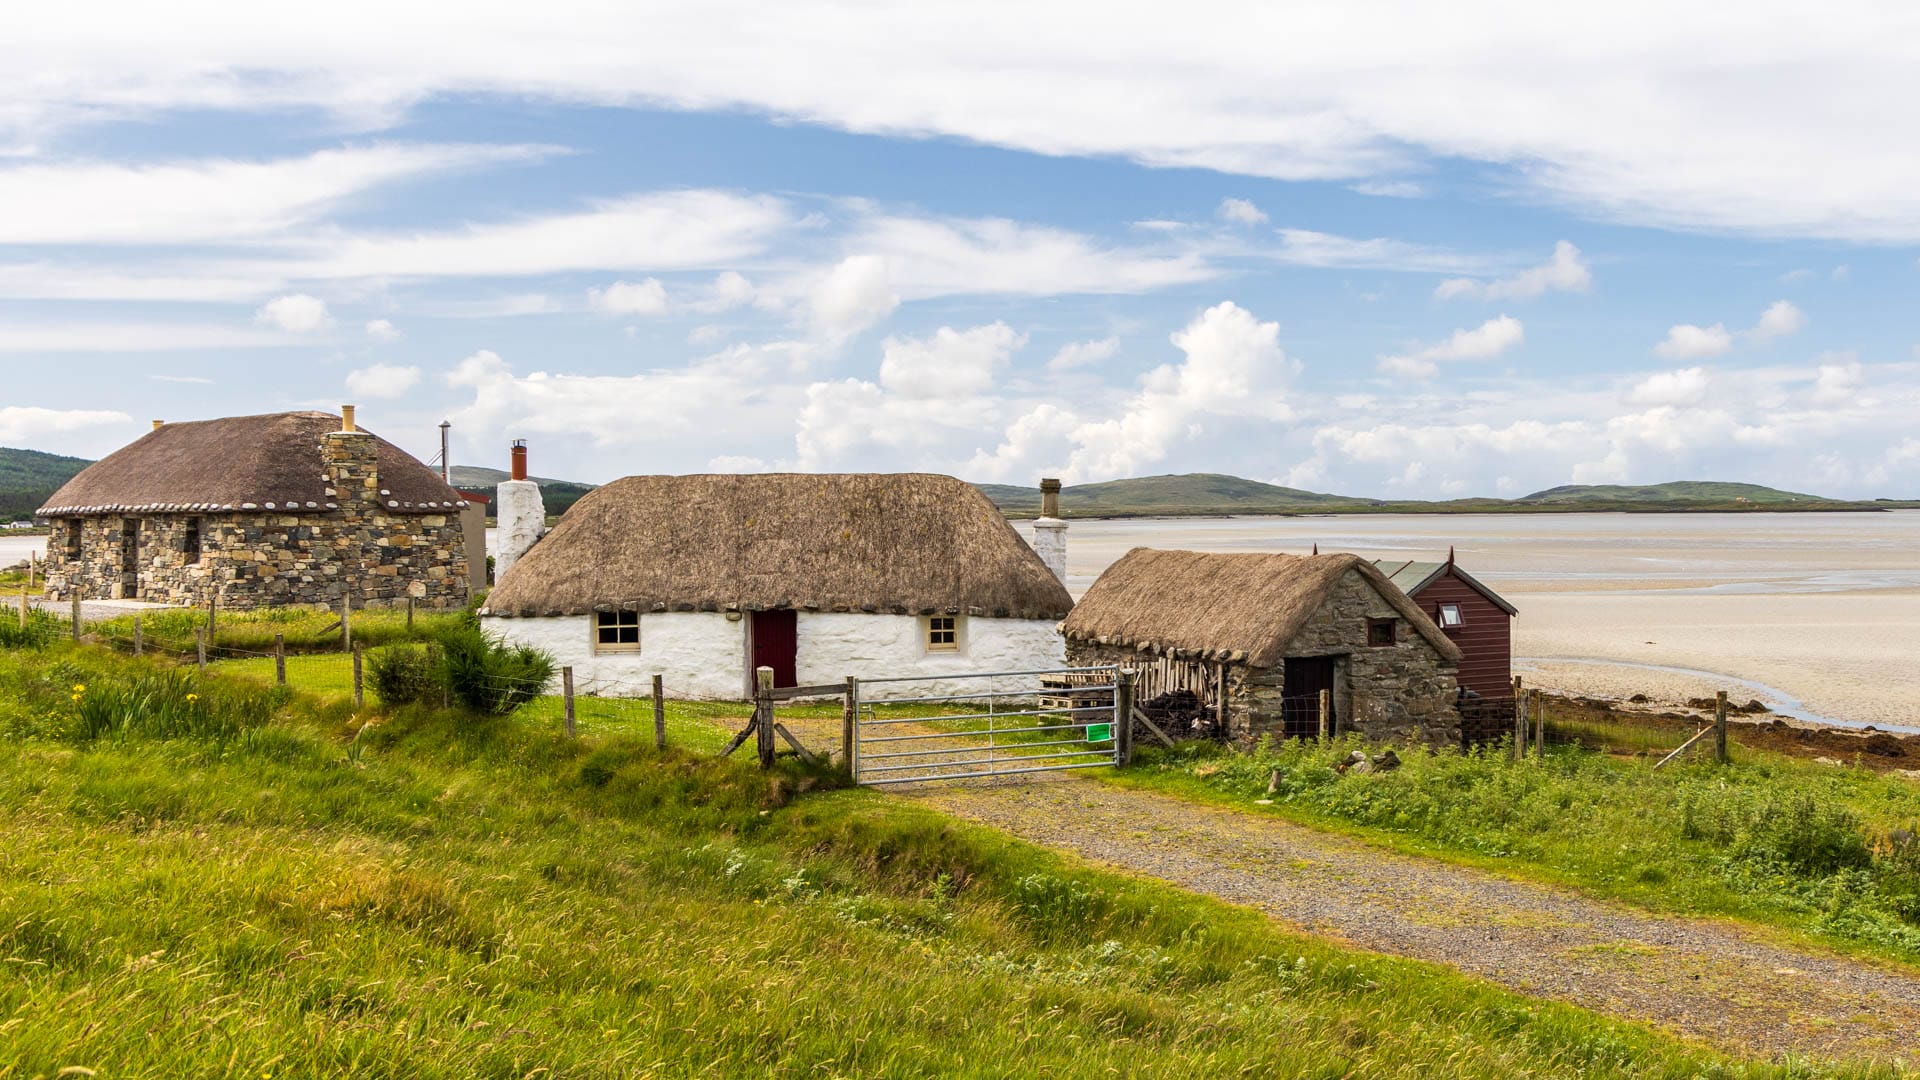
[
  {"left": 688, "top": 324, "right": 729, "bottom": 346},
  {"left": 254, "top": 293, "right": 333, "bottom": 333},
  {"left": 1433, "top": 240, "right": 1591, "bottom": 301},
  {"left": 1048, "top": 336, "right": 1120, "bottom": 371},
  {"left": 0, "top": 143, "right": 554, "bottom": 245},
  {"left": 345, "top": 363, "right": 422, "bottom": 399},
  {"left": 1812, "top": 353, "right": 1863, "bottom": 405},
  {"left": 707, "top": 454, "right": 769, "bottom": 472},
  {"left": 0, "top": 405, "right": 132, "bottom": 444},
  {"left": 1217, "top": 197, "right": 1268, "bottom": 225},
  {"left": 0, "top": 322, "right": 295, "bottom": 351},
  {"left": 1349, "top": 180, "right": 1425, "bottom": 198},
  {"left": 1378, "top": 315, "right": 1525, "bottom": 378},
  {"left": 878, "top": 323, "right": 1025, "bottom": 399},
  {"left": 843, "top": 213, "right": 1213, "bottom": 298},
  {"left": 279, "top": 190, "right": 790, "bottom": 281},
  {"left": 1746, "top": 299, "right": 1806, "bottom": 341},
  {"left": 19, "top": 9, "right": 1920, "bottom": 239},
  {"left": 1065, "top": 301, "right": 1296, "bottom": 479},
  {"left": 804, "top": 254, "right": 899, "bottom": 341},
  {"left": 587, "top": 278, "right": 669, "bottom": 315},
  {"left": 365, "top": 318, "right": 400, "bottom": 341},
  {"left": 1626, "top": 366, "right": 1711, "bottom": 406},
  {"left": 1653, "top": 322, "right": 1733, "bottom": 359},
  {"left": 1832, "top": 264, "right": 1851, "bottom": 282},
  {"left": 1269, "top": 229, "right": 1490, "bottom": 273}
]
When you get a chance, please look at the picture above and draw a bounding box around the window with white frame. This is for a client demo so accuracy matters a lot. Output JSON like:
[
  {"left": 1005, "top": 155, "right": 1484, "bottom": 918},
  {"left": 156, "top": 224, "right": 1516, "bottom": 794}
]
[
  {"left": 925, "top": 614, "right": 959, "bottom": 653},
  {"left": 1437, "top": 603, "right": 1464, "bottom": 629},
  {"left": 594, "top": 610, "right": 640, "bottom": 653}
]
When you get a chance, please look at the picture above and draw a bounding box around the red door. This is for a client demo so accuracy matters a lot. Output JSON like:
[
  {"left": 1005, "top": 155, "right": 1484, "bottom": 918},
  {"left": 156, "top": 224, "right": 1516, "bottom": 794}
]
[{"left": 750, "top": 610, "right": 798, "bottom": 689}]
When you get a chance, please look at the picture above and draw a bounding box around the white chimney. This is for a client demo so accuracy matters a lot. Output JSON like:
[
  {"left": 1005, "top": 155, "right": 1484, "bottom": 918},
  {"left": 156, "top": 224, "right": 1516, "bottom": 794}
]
[
  {"left": 1031, "top": 477, "right": 1067, "bottom": 584},
  {"left": 493, "top": 439, "right": 545, "bottom": 582}
]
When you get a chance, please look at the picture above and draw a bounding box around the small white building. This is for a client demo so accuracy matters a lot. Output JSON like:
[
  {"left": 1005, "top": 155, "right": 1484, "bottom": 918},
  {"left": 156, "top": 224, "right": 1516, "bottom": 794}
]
[{"left": 479, "top": 473, "right": 1074, "bottom": 699}]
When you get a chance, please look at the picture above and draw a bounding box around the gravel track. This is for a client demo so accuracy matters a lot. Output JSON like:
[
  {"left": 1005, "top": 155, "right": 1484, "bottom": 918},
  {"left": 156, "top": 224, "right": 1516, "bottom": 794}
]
[{"left": 905, "top": 777, "right": 1920, "bottom": 1063}]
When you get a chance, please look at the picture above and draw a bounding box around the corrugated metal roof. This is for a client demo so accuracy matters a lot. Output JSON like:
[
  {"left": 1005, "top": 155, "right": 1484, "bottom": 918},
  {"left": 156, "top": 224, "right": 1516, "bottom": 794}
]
[{"left": 1371, "top": 558, "right": 1518, "bottom": 616}]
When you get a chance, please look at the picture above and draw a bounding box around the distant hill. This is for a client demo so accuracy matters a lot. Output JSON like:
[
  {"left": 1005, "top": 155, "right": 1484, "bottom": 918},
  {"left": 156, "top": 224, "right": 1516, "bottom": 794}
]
[
  {"left": 448, "top": 465, "right": 598, "bottom": 518},
  {"left": 978, "top": 473, "right": 1370, "bottom": 517},
  {"left": 1519, "top": 481, "right": 1826, "bottom": 505},
  {"left": 0, "top": 447, "right": 91, "bottom": 521}
]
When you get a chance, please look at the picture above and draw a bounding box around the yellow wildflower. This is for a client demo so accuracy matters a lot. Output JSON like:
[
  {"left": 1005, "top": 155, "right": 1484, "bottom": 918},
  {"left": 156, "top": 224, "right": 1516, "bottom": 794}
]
[
  {"left": 186, "top": 693, "right": 199, "bottom": 703},
  {"left": 70, "top": 693, "right": 82, "bottom": 703},
  {"left": 71, "top": 683, "right": 85, "bottom": 694}
]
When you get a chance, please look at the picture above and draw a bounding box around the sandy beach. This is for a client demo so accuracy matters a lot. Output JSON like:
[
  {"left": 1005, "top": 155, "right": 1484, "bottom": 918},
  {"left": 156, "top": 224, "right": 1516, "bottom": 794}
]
[{"left": 1041, "top": 511, "right": 1920, "bottom": 731}]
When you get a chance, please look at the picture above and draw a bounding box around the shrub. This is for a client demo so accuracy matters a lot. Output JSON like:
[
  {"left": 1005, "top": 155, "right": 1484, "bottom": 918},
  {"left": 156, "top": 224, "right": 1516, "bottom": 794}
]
[
  {"left": 366, "top": 643, "right": 441, "bottom": 707},
  {"left": 435, "top": 624, "right": 555, "bottom": 715}
]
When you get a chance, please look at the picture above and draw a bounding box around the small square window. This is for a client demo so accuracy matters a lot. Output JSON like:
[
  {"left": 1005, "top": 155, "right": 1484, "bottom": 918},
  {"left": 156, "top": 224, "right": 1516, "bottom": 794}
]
[
  {"left": 1437, "top": 603, "right": 1464, "bottom": 628},
  {"left": 594, "top": 611, "right": 641, "bottom": 653},
  {"left": 1366, "top": 618, "right": 1397, "bottom": 648},
  {"left": 926, "top": 615, "right": 959, "bottom": 653}
]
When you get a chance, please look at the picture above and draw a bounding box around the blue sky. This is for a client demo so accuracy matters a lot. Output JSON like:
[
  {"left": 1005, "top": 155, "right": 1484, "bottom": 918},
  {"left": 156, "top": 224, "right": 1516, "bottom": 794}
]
[{"left": 3, "top": 4, "right": 1917, "bottom": 497}]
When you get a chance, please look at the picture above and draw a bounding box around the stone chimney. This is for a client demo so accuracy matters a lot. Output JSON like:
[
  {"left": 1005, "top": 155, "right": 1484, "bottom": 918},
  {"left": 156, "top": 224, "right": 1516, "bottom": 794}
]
[
  {"left": 1031, "top": 477, "right": 1067, "bottom": 584},
  {"left": 493, "top": 438, "right": 545, "bottom": 582},
  {"left": 320, "top": 404, "right": 377, "bottom": 512}
]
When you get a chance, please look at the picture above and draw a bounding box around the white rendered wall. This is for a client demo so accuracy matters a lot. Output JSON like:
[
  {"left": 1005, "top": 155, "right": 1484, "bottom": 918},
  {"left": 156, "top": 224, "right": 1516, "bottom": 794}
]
[
  {"left": 482, "top": 611, "right": 1064, "bottom": 701},
  {"left": 493, "top": 479, "right": 545, "bottom": 582},
  {"left": 795, "top": 613, "right": 1064, "bottom": 700},
  {"left": 481, "top": 612, "right": 746, "bottom": 700},
  {"left": 1029, "top": 518, "right": 1067, "bottom": 583}
]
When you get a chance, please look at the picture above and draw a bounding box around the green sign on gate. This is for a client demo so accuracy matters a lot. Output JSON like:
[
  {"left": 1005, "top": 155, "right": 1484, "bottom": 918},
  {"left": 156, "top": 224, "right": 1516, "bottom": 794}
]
[{"left": 1086, "top": 722, "right": 1112, "bottom": 743}]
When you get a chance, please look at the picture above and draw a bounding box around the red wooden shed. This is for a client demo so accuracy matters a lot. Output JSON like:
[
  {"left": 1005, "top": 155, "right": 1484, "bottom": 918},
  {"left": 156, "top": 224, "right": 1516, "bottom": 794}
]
[{"left": 1374, "top": 552, "right": 1517, "bottom": 700}]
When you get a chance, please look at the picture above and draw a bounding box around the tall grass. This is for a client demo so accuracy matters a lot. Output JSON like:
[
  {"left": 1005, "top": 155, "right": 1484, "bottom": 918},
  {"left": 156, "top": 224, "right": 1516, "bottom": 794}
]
[
  {"left": 88, "top": 603, "right": 468, "bottom": 657},
  {"left": 0, "top": 642, "right": 1822, "bottom": 1077},
  {"left": 1116, "top": 736, "right": 1920, "bottom": 962}
]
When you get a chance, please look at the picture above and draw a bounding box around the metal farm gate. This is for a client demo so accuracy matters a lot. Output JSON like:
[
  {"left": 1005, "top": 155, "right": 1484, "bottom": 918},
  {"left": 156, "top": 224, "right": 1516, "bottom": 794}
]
[{"left": 849, "top": 665, "right": 1123, "bottom": 786}]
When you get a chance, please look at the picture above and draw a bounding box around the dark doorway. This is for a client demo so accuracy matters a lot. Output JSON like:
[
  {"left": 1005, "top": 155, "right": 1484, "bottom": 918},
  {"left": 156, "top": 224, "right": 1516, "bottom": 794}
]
[
  {"left": 749, "top": 610, "right": 798, "bottom": 689},
  {"left": 118, "top": 519, "right": 140, "bottom": 599},
  {"left": 1281, "top": 656, "right": 1339, "bottom": 739}
]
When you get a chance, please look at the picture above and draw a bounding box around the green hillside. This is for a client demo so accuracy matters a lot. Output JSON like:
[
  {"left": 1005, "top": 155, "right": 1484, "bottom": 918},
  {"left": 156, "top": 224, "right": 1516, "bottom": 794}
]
[
  {"left": 979, "top": 473, "right": 1366, "bottom": 517},
  {"left": 447, "top": 465, "right": 598, "bottom": 517},
  {"left": 1520, "top": 481, "right": 1826, "bottom": 504},
  {"left": 0, "top": 447, "right": 91, "bottom": 521}
]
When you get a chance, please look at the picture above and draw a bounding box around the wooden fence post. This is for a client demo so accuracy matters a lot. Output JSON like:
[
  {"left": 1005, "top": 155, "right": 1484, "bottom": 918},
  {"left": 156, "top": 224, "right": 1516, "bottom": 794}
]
[
  {"left": 207, "top": 594, "right": 217, "bottom": 641},
  {"left": 195, "top": 628, "right": 207, "bottom": 672},
  {"left": 1317, "top": 688, "right": 1331, "bottom": 742},
  {"left": 132, "top": 616, "right": 142, "bottom": 656},
  {"left": 274, "top": 633, "right": 286, "bottom": 685},
  {"left": 340, "top": 597, "right": 351, "bottom": 650},
  {"left": 652, "top": 673, "right": 666, "bottom": 750},
  {"left": 1534, "top": 693, "right": 1545, "bottom": 758},
  {"left": 17, "top": 586, "right": 27, "bottom": 628},
  {"left": 754, "top": 666, "right": 776, "bottom": 770},
  {"left": 352, "top": 645, "right": 364, "bottom": 709},
  {"left": 1116, "top": 668, "right": 1137, "bottom": 765},
  {"left": 406, "top": 596, "right": 415, "bottom": 633},
  {"left": 1512, "top": 678, "right": 1526, "bottom": 761},
  {"left": 70, "top": 596, "right": 81, "bottom": 640},
  {"left": 841, "top": 675, "right": 857, "bottom": 773},
  {"left": 1714, "top": 690, "right": 1729, "bottom": 765},
  {"left": 562, "top": 666, "right": 576, "bottom": 738}
]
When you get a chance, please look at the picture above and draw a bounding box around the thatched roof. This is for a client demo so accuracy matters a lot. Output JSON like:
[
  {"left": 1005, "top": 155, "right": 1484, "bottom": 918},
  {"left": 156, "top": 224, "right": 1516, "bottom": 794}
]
[
  {"left": 1059, "top": 549, "right": 1463, "bottom": 667},
  {"left": 482, "top": 473, "right": 1074, "bottom": 619},
  {"left": 39, "top": 411, "right": 463, "bottom": 516}
]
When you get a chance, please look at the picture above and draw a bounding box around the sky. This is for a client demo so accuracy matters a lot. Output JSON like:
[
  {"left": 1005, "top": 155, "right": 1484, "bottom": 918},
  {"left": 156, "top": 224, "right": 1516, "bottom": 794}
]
[{"left": 3, "top": 2, "right": 1918, "bottom": 499}]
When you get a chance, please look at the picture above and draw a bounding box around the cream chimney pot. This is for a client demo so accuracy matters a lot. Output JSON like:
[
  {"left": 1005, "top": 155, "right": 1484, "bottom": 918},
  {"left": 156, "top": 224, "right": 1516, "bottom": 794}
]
[
  {"left": 151, "top": 420, "right": 164, "bottom": 432},
  {"left": 340, "top": 405, "right": 357, "bottom": 432}
]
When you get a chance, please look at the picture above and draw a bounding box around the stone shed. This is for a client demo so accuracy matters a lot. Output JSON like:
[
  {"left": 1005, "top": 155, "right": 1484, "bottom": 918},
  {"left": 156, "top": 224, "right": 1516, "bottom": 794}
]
[
  {"left": 1060, "top": 549, "right": 1463, "bottom": 746},
  {"left": 37, "top": 408, "right": 471, "bottom": 610}
]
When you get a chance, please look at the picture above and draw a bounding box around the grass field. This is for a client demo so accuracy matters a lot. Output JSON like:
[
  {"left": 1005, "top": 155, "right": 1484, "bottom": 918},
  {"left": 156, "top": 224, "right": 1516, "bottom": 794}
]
[
  {"left": 0, "top": 641, "right": 1864, "bottom": 1077},
  {"left": 88, "top": 604, "right": 468, "bottom": 659},
  {"left": 1107, "top": 734, "right": 1920, "bottom": 968}
]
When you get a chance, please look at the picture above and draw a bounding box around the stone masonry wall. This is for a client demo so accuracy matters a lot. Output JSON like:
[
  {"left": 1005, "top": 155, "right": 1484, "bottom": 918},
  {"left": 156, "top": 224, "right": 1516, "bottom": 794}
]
[
  {"left": 1065, "top": 567, "right": 1459, "bottom": 748},
  {"left": 40, "top": 430, "right": 469, "bottom": 610}
]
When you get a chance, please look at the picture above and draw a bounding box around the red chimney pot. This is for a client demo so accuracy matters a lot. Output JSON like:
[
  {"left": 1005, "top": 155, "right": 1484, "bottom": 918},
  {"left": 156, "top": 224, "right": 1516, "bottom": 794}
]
[{"left": 510, "top": 439, "right": 528, "bottom": 481}]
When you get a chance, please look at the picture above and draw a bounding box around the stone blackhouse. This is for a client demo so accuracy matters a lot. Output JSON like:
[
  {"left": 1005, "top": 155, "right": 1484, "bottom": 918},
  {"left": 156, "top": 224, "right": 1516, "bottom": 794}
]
[
  {"left": 38, "top": 409, "right": 471, "bottom": 610},
  {"left": 1060, "top": 549, "right": 1463, "bottom": 746}
]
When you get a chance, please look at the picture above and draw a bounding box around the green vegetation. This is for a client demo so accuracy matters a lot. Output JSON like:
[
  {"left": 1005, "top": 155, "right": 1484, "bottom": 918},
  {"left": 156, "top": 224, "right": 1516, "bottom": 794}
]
[
  {"left": 0, "top": 446, "right": 90, "bottom": 521},
  {"left": 1519, "top": 481, "right": 1826, "bottom": 504},
  {"left": 448, "top": 463, "right": 598, "bottom": 517},
  {"left": 87, "top": 604, "right": 469, "bottom": 658},
  {"left": 1110, "top": 735, "right": 1920, "bottom": 965},
  {"left": 974, "top": 472, "right": 1889, "bottom": 519},
  {"left": 0, "top": 643, "right": 1834, "bottom": 1076}
]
